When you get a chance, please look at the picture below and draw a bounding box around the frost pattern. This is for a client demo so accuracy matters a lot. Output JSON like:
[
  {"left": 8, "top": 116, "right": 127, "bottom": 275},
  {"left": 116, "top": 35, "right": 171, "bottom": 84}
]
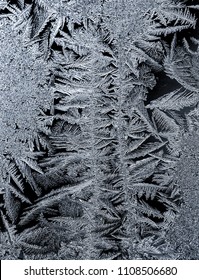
[{"left": 0, "top": 0, "right": 199, "bottom": 260}]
